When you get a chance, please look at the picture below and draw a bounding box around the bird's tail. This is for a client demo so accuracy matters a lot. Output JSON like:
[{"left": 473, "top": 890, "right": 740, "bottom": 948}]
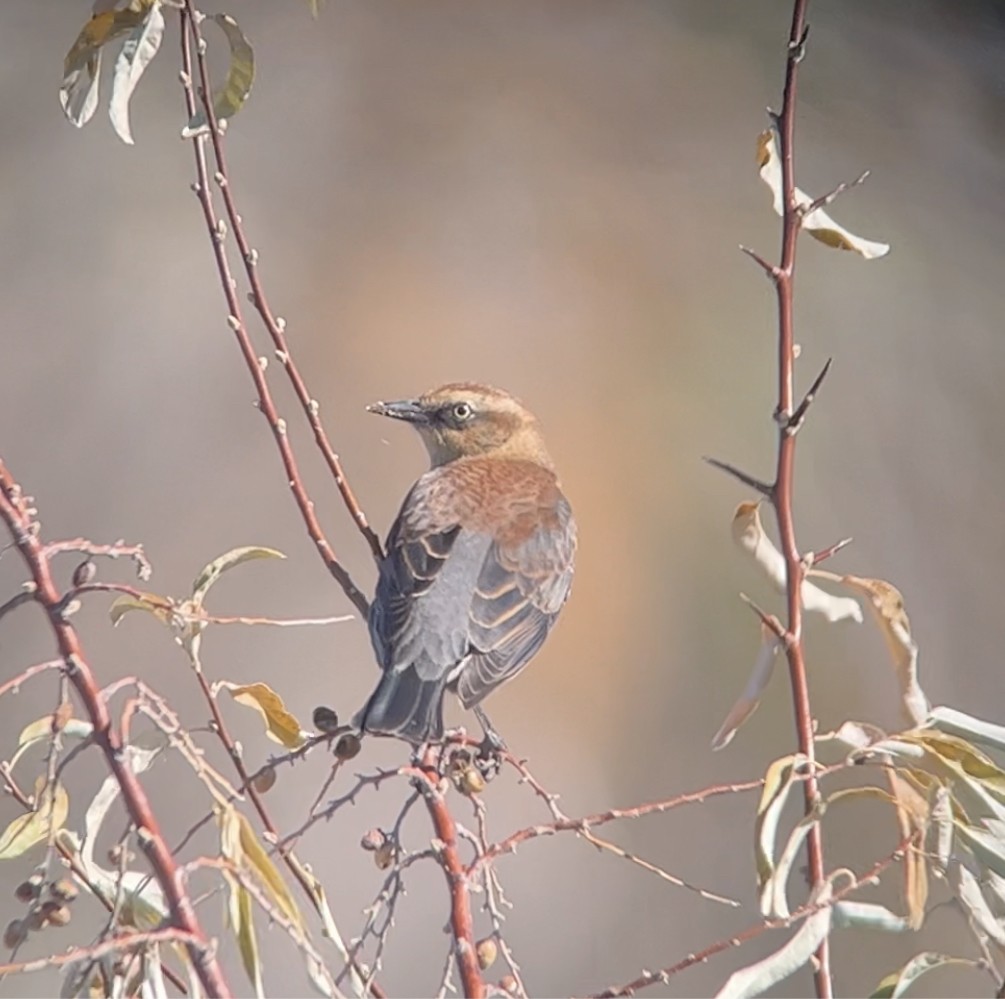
[{"left": 358, "top": 667, "right": 448, "bottom": 744}]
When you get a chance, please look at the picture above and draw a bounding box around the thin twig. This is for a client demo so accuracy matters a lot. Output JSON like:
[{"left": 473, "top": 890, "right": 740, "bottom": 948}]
[
  {"left": 177, "top": 4, "right": 369, "bottom": 617},
  {"left": 0, "top": 458, "right": 232, "bottom": 998},
  {"left": 702, "top": 456, "right": 774, "bottom": 498},
  {"left": 589, "top": 834, "right": 910, "bottom": 998}
]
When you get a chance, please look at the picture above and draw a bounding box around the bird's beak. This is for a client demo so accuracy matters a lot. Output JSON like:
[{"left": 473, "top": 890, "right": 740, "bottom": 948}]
[{"left": 366, "top": 399, "right": 429, "bottom": 424}]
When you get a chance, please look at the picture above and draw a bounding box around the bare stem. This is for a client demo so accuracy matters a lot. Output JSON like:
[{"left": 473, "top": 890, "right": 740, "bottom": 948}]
[{"left": 767, "top": 1, "right": 832, "bottom": 995}]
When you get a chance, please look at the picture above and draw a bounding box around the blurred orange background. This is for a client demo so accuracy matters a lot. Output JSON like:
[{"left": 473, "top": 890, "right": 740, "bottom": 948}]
[{"left": 2, "top": 2, "right": 1004, "bottom": 995}]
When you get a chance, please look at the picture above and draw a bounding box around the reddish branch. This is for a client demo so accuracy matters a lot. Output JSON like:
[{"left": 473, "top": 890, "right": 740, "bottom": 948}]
[
  {"left": 413, "top": 751, "right": 485, "bottom": 999},
  {"left": 0, "top": 459, "right": 232, "bottom": 999},
  {"left": 177, "top": 5, "right": 370, "bottom": 617},
  {"left": 765, "top": 2, "right": 832, "bottom": 996},
  {"left": 468, "top": 776, "right": 766, "bottom": 879}
]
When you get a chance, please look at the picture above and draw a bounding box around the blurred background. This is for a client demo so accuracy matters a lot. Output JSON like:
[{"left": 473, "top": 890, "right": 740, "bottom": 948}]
[{"left": 2, "top": 1, "right": 1005, "bottom": 995}]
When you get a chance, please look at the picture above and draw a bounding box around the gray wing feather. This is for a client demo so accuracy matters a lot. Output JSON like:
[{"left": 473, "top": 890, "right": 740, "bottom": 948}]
[{"left": 457, "top": 495, "right": 576, "bottom": 707}]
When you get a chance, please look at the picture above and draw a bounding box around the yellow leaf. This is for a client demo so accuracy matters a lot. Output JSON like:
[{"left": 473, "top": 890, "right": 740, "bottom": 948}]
[
  {"left": 0, "top": 779, "right": 69, "bottom": 860},
  {"left": 218, "top": 682, "right": 305, "bottom": 749},
  {"left": 219, "top": 807, "right": 302, "bottom": 932},
  {"left": 837, "top": 575, "right": 929, "bottom": 726},
  {"left": 109, "top": 591, "right": 175, "bottom": 627},
  {"left": 732, "top": 502, "right": 862, "bottom": 623},
  {"left": 60, "top": 2, "right": 157, "bottom": 126},
  {"left": 182, "top": 15, "right": 256, "bottom": 138},
  {"left": 757, "top": 128, "right": 890, "bottom": 260},
  {"left": 191, "top": 546, "right": 284, "bottom": 606},
  {"left": 225, "top": 872, "right": 263, "bottom": 998}
]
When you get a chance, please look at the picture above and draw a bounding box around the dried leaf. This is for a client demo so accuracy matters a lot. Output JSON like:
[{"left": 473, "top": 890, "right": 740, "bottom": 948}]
[
  {"left": 870, "top": 952, "right": 980, "bottom": 999},
  {"left": 0, "top": 778, "right": 69, "bottom": 860},
  {"left": 838, "top": 575, "right": 929, "bottom": 725},
  {"left": 712, "top": 624, "right": 781, "bottom": 750},
  {"left": 754, "top": 754, "right": 805, "bottom": 914},
  {"left": 182, "top": 14, "right": 256, "bottom": 138},
  {"left": 191, "top": 546, "right": 284, "bottom": 607},
  {"left": 226, "top": 871, "right": 264, "bottom": 998},
  {"left": 832, "top": 902, "right": 910, "bottom": 933},
  {"left": 10, "top": 714, "right": 93, "bottom": 772},
  {"left": 287, "top": 854, "right": 366, "bottom": 998},
  {"left": 757, "top": 128, "right": 890, "bottom": 259},
  {"left": 109, "top": 591, "right": 175, "bottom": 627},
  {"left": 732, "top": 503, "right": 863, "bottom": 623},
  {"left": 60, "top": 3, "right": 152, "bottom": 126},
  {"left": 929, "top": 706, "right": 1005, "bottom": 755},
  {"left": 716, "top": 880, "right": 833, "bottom": 999},
  {"left": 108, "top": 0, "right": 164, "bottom": 144},
  {"left": 949, "top": 857, "right": 1005, "bottom": 952},
  {"left": 220, "top": 807, "right": 302, "bottom": 933},
  {"left": 217, "top": 681, "right": 306, "bottom": 749},
  {"left": 888, "top": 770, "right": 930, "bottom": 929}
]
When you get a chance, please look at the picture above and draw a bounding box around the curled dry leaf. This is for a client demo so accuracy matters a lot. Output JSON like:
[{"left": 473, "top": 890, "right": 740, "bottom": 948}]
[
  {"left": 837, "top": 575, "right": 930, "bottom": 726},
  {"left": 0, "top": 778, "right": 69, "bottom": 861},
  {"left": 182, "top": 14, "right": 256, "bottom": 138},
  {"left": 108, "top": 0, "right": 165, "bottom": 145},
  {"left": 948, "top": 857, "right": 1005, "bottom": 952},
  {"left": 757, "top": 129, "right": 890, "bottom": 259},
  {"left": 216, "top": 681, "right": 307, "bottom": 749},
  {"left": 60, "top": 1, "right": 157, "bottom": 128},
  {"left": 716, "top": 879, "right": 834, "bottom": 999},
  {"left": 869, "top": 952, "right": 981, "bottom": 999},
  {"left": 732, "top": 503, "right": 863, "bottom": 623},
  {"left": 711, "top": 623, "right": 781, "bottom": 750}
]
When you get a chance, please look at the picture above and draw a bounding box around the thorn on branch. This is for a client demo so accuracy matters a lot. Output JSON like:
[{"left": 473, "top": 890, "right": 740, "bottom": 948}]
[
  {"left": 801, "top": 170, "right": 870, "bottom": 219},
  {"left": 738, "top": 593, "right": 789, "bottom": 644},
  {"left": 789, "top": 24, "right": 810, "bottom": 63},
  {"left": 804, "top": 537, "right": 852, "bottom": 568},
  {"left": 739, "top": 244, "right": 780, "bottom": 280},
  {"left": 702, "top": 457, "right": 774, "bottom": 498},
  {"left": 788, "top": 357, "right": 833, "bottom": 434}
]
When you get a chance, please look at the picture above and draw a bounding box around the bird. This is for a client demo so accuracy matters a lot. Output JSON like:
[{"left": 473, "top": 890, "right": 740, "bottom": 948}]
[{"left": 357, "top": 382, "right": 576, "bottom": 746}]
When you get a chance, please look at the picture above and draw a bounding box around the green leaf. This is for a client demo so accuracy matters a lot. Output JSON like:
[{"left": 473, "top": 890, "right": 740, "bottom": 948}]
[
  {"left": 191, "top": 546, "right": 284, "bottom": 607},
  {"left": 0, "top": 779, "right": 69, "bottom": 860},
  {"left": 869, "top": 952, "right": 979, "bottom": 998},
  {"left": 109, "top": 0, "right": 165, "bottom": 144},
  {"left": 182, "top": 14, "right": 256, "bottom": 138}
]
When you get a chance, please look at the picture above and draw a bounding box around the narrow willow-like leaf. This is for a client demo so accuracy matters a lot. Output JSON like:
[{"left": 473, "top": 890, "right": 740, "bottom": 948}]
[
  {"left": 182, "top": 14, "right": 256, "bottom": 138},
  {"left": 109, "top": 1, "right": 165, "bottom": 144}
]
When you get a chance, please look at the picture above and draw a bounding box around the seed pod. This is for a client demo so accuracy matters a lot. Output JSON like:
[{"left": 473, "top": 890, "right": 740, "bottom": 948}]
[
  {"left": 49, "top": 879, "right": 79, "bottom": 903},
  {"left": 43, "top": 905, "right": 71, "bottom": 928},
  {"left": 360, "top": 828, "right": 386, "bottom": 853},
  {"left": 251, "top": 766, "right": 277, "bottom": 794},
  {"left": 312, "top": 706, "right": 340, "bottom": 732},
  {"left": 72, "top": 560, "right": 97, "bottom": 587},
  {"left": 3, "top": 919, "right": 27, "bottom": 949},
  {"left": 334, "top": 733, "right": 361, "bottom": 760},
  {"left": 476, "top": 937, "right": 498, "bottom": 970},
  {"left": 499, "top": 975, "right": 518, "bottom": 995},
  {"left": 373, "top": 840, "right": 396, "bottom": 871},
  {"left": 14, "top": 875, "right": 43, "bottom": 904}
]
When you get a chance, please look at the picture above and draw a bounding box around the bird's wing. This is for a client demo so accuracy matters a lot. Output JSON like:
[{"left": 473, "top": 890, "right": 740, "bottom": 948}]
[
  {"left": 457, "top": 492, "right": 576, "bottom": 708},
  {"left": 369, "top": 474, "right": 488, "bottom": 682}
]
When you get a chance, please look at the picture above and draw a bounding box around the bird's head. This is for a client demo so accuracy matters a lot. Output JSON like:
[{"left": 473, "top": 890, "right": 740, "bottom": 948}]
[{"left": 368, "top": 383, "right": 553, "bottom": 468}]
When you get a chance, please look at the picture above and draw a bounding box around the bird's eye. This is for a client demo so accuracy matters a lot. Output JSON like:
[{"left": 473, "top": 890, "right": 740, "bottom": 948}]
[{"left": 451, "top": 402, "right": 474, "bottom": 422}]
